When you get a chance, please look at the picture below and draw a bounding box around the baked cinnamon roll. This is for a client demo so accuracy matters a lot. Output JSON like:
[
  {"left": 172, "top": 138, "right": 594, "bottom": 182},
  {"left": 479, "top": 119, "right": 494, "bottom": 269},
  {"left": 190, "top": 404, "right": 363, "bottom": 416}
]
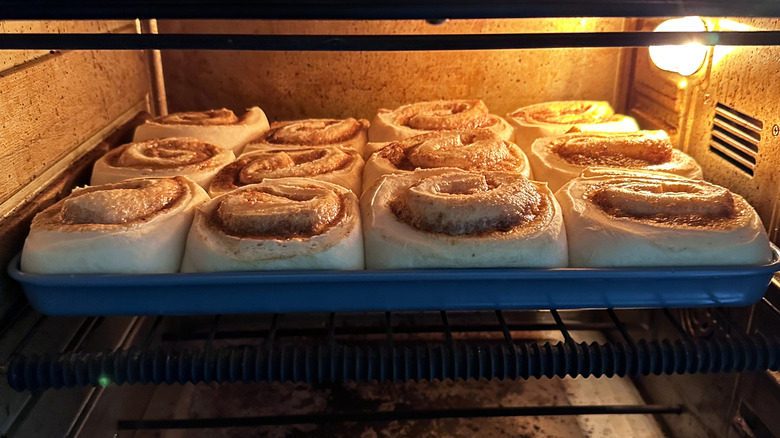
[
  {"left": 133, "top": 107, "right": 269, "bottom": 153},
  {"left": 243, "top": 118, "right": 370, "bottom": 157},
  {"left": 507, "top": 101, "right": 638, "bottom": 153},
  {"left": 361, "top": 168, "right": 567, "bottom": 269},
  {"left": 21, "top": 176, "right": 209, "bottom": 274},
  {"left": 529, "top": 130, "right": 702, "bottom": 191},
  {"left": 556, "top": 175, "right": 773, "bottom": 267},
  {"left": 208, "top": 146, "right": 364, "bottom": 197},
  {"left": 368, "top": 99, "right": 514, "bottom": 143},
  {"left": 363, "top": 130, "right": 532, "bottom": 192},
  {"left": 91, "top": 137, "right": 235, "bottom": 189},
  {"left": 181, "top": 178, "right": 363, "bottom": 272}
]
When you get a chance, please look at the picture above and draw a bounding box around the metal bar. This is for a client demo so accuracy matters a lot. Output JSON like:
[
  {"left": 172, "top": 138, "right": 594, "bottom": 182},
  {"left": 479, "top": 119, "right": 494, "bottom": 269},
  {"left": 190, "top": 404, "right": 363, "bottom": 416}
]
[
  {"left": 495, "top": 311, "right": 514, "bottom": 347},
  {"left": 202, "top": 315, "right": 221, "bottom": 351},
  {"left": 663, "top": 309, "right": 693, "bottom": 339},
  {"left": 383, "top": 312, "right": 394, "bottom": 347},
  {"left": 607, "top": 309, "right": 636, "bottom": 345},
  {"left": 550, "top": 310, "right": 574, "bottom": 343},
  {"left": 1, "top": 32, "right": 779, "bottom": 51},
  {"left": 264, "top": 314, "right": 280, "bottom": 348},
  {"left": 141, "top": 316, "right": 164, "bottom": 351},
  {"left": 160, "top": 322, "right": 620, "bottom": 342},
  {"left": 761, "top": 297, "right": 780, "bottom": 319},
  {"left": 440, "top": 312, "right": 454, "bottom": 345},
  {"left": 117, "top": 404, "right": 685, "bottom": 430},
  {"left": 3, "top": 0, "right": 780, "bottom": 20}
]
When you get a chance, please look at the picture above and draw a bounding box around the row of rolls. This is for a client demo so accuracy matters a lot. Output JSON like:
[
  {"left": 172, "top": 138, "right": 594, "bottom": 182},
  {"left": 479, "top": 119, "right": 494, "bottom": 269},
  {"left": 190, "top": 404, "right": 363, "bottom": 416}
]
[{"left": 21, "top": 100, "right": 773, "bottom": 274}]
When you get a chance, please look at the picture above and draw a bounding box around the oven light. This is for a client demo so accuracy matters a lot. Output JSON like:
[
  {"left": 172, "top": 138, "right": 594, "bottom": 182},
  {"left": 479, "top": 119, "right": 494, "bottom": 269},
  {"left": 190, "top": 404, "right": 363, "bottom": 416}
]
[{"left": 649, "top": 17, "right": 708, "bottom": 76}]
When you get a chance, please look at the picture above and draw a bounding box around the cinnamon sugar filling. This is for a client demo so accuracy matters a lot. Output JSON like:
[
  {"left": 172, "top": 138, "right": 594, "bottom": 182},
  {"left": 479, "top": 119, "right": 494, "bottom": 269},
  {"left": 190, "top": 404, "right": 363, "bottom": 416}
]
[
  {"left": 379, "top": 131, "right": 521, "bottom": 172},
  {"left": 513, "top": 102, "right": 615, "bottom": 125},
  {"left": 216, "top": 149, "right": 352, "bottom": 190},
  {"left": 589, "top": 180, "right": 738, "bottom": 227},
  {"left": 153, "top": 108, "right": 240, "bottom": 126},
  {"left": 263, "top": 118, "right": 367, "bottom": 145},
  {"left": 394, "top": 100, "right": 496, "bottom": 131},
  {"left": 61, "top": 178, "right": 184, "bottom": 225},
  {"left": 551, "top": 132, "right": 674, "bottom": 167},
  {"left": 391, "top": 173, "right": 546, "bottom": 235},
  {"left": 213, "top": 186, "right": 344, "bottom": 238},
  {"left": 110, "top": 138, "right": 220, "bottom": 169}
]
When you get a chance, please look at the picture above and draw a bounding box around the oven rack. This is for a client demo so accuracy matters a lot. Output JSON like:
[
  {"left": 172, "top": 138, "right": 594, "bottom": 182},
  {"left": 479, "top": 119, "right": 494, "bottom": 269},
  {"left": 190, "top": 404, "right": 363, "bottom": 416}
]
[{"left": 7, "top": 297, "right": 780, "bottom": 392}]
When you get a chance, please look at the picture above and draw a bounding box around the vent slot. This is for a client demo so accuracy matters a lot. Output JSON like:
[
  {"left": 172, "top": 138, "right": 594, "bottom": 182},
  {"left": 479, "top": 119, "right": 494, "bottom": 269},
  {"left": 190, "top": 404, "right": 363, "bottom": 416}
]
[{"left": 709, "top": 103, "right": 762, "bottom": 176}]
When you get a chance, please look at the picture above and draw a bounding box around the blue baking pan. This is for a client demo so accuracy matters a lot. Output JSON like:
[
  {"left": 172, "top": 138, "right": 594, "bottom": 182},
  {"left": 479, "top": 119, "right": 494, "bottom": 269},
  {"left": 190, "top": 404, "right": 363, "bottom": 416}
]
[{"left": 8, "top": 244, "right": 780, "bottom": 316}]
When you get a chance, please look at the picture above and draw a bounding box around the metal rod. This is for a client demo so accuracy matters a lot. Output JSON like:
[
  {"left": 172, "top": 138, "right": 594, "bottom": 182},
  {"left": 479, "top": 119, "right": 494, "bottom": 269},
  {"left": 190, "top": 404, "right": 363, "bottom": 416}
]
[
  {"left": 3, "top": 0, "right": 780, "bottom": 20},
  {"left": 550, "top": 310, "right": 574, "bottom": 344},
  {"left": 1, "top": 32, "right": 779, "bottom": 51},
  {"left": 117, "top": 404, "right": 685, "bottom": 430},
  {"left": 663, "top": 309, "right": 693, "bottom": 339},
  {"left": 160, "top": 321, "right": 620, "bottom": 342},
  {"left": 607, "top": 309, "right": 636, "bottom": 345},
  {"left": 202, "top": 315, "right": 221, "bottom": 350},
  {"left": 495, "top": 310, "right": 514, "bottom": 347},
  {"left": 264, "top": 314, "right": 280, "bottom": 349}
]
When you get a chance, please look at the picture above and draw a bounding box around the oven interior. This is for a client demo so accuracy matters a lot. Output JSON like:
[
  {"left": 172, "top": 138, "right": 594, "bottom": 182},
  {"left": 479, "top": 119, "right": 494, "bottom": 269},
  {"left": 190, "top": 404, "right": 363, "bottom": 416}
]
[{"left": 1, "top": 5, "right": 780, "bottom": 438}]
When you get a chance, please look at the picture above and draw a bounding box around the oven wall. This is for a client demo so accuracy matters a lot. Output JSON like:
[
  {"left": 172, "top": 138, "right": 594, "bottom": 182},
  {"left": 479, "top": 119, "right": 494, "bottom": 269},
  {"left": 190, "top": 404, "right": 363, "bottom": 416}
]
[
  {"left": 156, "top": 18, "right": 628, "bottom": 121},
  {"left": 0, "top": 20, "right": 153, "bottom": 435}
]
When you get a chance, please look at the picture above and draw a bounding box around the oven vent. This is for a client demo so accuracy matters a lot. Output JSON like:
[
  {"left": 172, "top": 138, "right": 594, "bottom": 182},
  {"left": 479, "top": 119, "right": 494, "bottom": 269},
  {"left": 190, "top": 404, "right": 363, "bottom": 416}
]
[{"left": 709, "top": 103, "right": 762, "bottom": 176}]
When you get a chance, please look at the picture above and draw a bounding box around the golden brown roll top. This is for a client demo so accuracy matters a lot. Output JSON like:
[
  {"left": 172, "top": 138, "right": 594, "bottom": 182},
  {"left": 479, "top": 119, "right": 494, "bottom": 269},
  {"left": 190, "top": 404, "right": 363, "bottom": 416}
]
[
  {"left": 244, "top": 118, "right": 370, "bottom": 157},
  {"left": 369, "top": 99, "right": 514, "bottom": 143},
  {"left": 361, "top": 168, "right": 568, "bottom": 269},
  {"left": 21, "top": 176, "right": 209, "bottom": 274},
  {"left": 182, "top": 178, "right": 363, "bottom": 272},
  {"left": 556, "top": 174, "right": 773, "bottom": 267},
  {"left": 507, "top": 100, "right": 638, "bottom": 153},
  {"left": 511, "top": 100, "right": 616, "bottom": 125},
  {"left": 529, "top": 130, "right": 702, "bottom": 191},
  {"left": 133, "top": 107, "right": 270, "bottom": 153},
  {"left": 363, "top": 130, "right": 532, "bottom": 191},
  {"left": 209, "top": 146, "right": 364, "bottom": 197},
  {"left": 91, "top": 137, "right": 235, "bottom": 189}
]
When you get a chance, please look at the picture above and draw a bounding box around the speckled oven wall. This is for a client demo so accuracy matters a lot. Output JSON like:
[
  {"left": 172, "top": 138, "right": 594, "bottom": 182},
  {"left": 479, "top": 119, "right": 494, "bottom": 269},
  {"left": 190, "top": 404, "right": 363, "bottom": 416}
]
[
  {"left": 680, "top": 18, "right": 780, "bottom": 242},
  {"left": 156, "top": 19, "right": 627, "bottom": 121}
]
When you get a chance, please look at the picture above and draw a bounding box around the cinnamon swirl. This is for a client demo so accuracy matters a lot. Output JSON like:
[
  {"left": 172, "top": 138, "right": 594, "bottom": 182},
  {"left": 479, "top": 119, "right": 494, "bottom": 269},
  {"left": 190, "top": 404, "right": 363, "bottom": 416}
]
[
  {"left": 368, "top": 100, "right": 514, "bottom": 143},
  {"left": 181, "top": 178, "right": 363, "bottom": 272},
  {"left": 243, "top": 118, "right": 370, "bottom": 157},
  {"left": 91, "top": 137, "right": 235, "bottom": 189},
  {"left": 208, "top": 146, "right": 364, "bottom": 197},
  {"left": 556, "top": 175, "right": 773, "bottom": 267},
  {"left": 361, "top": 168, "right": 567, "bottom": 269},
  {"left": 21, "top": 176, "right": 209, "bottom": 274},
  {"left": 507, "top": 101, "right": 638, "bottom": 153},
  {"left": 362, "top": 130, "right": 532, "bottom": 192},
  {"left": 529, "top": 130, "right": 702, "bottom": 191},
  {"left": 133, "top": 107, "right": 270, "bottom": 153}
]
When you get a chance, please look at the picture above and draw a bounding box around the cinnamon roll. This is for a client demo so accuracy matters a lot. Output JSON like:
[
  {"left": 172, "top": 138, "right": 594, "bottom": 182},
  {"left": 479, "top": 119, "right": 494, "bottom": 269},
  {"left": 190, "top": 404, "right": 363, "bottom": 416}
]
[
  {"left": 181, "top": 178, "right": 363, "bottom": 272},
  {"left": 507, "top": 101, "right": 638, "bottom": 153},
  {"left": 556, "top": 175, "right": 773, "bottom": 267},
  {"left": 363, "top": 130, "right": 532, "bottom": 192},
  {"left": 368, "top": 100, "right": 514, "bottom": 143},
  {"left": 208, "top": 146, "right": 364, "bottom": 197},
  {"left": 529, "top": 130, "right": 702, "bottom": 191},
  {"left": 133, "top": 107, "right": 270, "bottom": 154},
  {"left": 361, "top": 168, "right": 567, "bottom": 269},
  {"left": 21, "top": 176, "right": 209, "bottom": 274},
  {"left": 243, "top": 118, "right": 370, "bottom": 157},
  {"left": 91, "top": 137, "right": 235, "bottom": 189}
]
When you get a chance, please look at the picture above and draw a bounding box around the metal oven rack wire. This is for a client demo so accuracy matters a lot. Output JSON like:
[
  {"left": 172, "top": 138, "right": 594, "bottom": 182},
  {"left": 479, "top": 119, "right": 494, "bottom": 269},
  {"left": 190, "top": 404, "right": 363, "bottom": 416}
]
[{"left": 8, "top": 299, "right": 780, "bottom": 392}]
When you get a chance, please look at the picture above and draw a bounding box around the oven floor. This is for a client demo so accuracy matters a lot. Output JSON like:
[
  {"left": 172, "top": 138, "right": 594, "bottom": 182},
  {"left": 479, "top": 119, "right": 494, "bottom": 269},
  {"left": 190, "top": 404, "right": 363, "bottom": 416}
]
[{"left": 100, "top": 374, "right": 664, "bottom": 438}]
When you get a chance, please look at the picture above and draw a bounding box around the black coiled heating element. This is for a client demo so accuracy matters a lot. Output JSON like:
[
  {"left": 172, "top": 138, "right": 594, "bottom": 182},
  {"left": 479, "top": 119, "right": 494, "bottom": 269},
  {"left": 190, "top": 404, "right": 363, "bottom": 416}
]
[{"left": 8, "top": 333, "right": 780, "bottom": 391}]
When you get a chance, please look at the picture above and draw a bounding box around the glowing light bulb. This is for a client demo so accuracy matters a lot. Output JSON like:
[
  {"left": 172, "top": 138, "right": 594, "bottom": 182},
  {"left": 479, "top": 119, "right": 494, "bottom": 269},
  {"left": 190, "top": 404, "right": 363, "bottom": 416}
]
[{"left": 649, "top": 17, "right": 708, "bottom": 76}]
